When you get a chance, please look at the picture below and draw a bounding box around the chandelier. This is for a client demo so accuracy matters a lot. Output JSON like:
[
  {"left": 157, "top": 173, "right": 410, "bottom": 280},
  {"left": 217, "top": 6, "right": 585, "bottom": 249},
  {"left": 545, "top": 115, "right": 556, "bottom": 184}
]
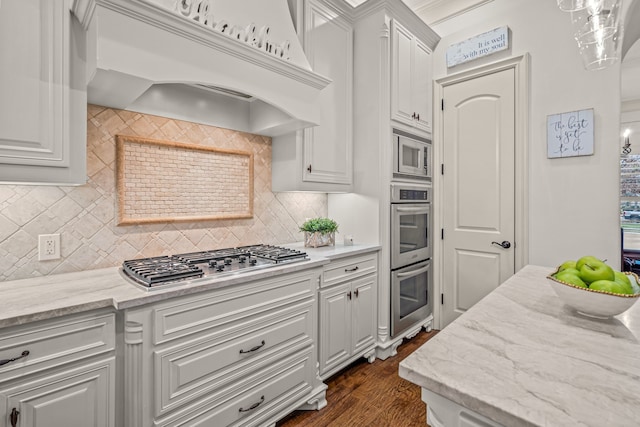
[{"left": 557, "top": 0, "right": 622, "bottom": 70}]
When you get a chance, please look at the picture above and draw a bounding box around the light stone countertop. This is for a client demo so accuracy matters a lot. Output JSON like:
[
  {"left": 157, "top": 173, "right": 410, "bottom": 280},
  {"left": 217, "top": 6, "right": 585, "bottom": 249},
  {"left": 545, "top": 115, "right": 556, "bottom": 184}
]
[
  {"left": 399, "top": 264, "right": 640, "bottom": 427},
  {"left": 0, "top": 243, "right": 379, "bottom": 329}
]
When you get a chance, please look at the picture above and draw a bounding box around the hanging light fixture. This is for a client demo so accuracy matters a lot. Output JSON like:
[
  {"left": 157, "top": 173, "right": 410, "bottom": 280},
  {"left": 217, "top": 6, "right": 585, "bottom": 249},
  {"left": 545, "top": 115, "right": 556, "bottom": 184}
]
[
  {"left": 623, "top": 129, "right": 632, "bottom": 155},
  {"left": 557, "top": 0, "right": 602, "bottom": 13},
  {"left": 562, "top": 0, "right": 622, "bottom": 70}
]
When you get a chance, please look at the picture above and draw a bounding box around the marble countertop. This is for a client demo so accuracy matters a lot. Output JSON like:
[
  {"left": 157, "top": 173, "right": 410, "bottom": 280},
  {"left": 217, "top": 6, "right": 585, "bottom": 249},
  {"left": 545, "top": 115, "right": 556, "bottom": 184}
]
[
  {"left": 0, "top": 243, "right": 379, "bottom": 329},
  {"left": 399, "top": 265, "right": 640, "bottom": 427}
]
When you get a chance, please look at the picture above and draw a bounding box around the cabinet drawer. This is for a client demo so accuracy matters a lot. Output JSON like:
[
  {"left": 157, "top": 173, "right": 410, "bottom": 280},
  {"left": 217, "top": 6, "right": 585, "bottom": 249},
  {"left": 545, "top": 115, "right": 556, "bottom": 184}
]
[
  {"left": 156, "top": 350, "right": 314, "bottom": 427},
  {"left": 154, "top": 303, "right": 313, "bottom": 416},
  {"left": 322, "top": 253, "right": 377, "bottom": 288},
  {"left": 152, "top": 271, "right": 317, "bottom": 344},
  {"left": 0, "top": 313, "right": 115, "bottom": 382}
]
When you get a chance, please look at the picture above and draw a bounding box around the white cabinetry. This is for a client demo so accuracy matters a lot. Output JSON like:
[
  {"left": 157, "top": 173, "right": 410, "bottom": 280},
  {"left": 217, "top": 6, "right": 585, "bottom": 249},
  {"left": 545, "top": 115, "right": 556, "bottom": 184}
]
[
  {"left": 272, "top": 0, "right": 353, "bottom": 191},
  {"left": 391, "top": 19, "right": 432, "bottom": 133},
  {"left": 318, "top": 253, "right": 377, "bottom": 379},
  {"left": 0, "top": 312, "right": 116, "bottom": 427},
  {"left": 0, "top": 0, "right": 87, "bottom": 185},
  {"left": 123, "top": 268, "right": 325, "bottom": 427},
  {"left": 422, "top": 388, "right": 504, "bottom": 427}
]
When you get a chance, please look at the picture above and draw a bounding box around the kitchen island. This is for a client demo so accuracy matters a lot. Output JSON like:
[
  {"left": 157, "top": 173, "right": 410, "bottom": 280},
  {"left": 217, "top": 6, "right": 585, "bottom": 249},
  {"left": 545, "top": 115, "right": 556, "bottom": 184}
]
[{"left": 399, "top": 265, "right": 640, "bottom": 427}]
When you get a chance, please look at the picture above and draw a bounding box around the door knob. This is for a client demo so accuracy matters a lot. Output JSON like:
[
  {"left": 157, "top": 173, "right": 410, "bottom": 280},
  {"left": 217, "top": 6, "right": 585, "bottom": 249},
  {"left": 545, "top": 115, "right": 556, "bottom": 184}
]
[{"left": 491, "top": 240, "right": 511, "bottom": 249}]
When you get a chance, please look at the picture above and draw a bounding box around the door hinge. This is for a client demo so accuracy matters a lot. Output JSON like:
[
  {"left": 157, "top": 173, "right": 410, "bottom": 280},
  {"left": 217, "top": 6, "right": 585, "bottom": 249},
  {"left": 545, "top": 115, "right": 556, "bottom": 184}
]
[
  {"left": 441, "top": 293, "right": 444, "bottom": 304},
  {"left": 441, "top": 164, "right": 444, "bottom": 175},
  {"left": 441, "top": 229, "right": 444, "bottom": 240},
  {"left": 441, "top": 99, "right": 444, "bottom": 111}
]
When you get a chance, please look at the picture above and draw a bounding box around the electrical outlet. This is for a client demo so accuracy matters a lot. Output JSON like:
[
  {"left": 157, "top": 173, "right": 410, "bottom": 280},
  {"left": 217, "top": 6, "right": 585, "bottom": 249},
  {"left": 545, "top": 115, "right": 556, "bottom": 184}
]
[{"left": 38, "top": 234, "right": 60, "bottom": 261}]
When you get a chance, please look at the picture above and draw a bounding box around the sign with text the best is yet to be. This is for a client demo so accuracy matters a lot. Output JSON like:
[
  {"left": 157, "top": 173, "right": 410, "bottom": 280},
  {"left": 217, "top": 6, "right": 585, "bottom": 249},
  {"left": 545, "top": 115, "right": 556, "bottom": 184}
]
[
  {"left": 446, "top": 26, "right": 509, "bottom": 68},
  {"left": 547, "top": 109, "right": 594, "bottom": 159}
]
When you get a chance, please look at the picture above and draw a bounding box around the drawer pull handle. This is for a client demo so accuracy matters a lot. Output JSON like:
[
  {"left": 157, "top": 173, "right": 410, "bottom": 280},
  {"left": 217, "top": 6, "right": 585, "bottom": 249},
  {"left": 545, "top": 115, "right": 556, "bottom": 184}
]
[
  {"left": 345, "top": 266, "right": 359, "bottom": 272},
  {"left": 239, "top": 395, "right": 265, "bottom": 412},
  {"left": 10, "top": 408, "right": 19, "bottom": 427},
  {"left": 239, "top": 340, "right": 265, "bottom": 354},
  {"left": 0, "top": 350, "right": 29, "bottom": 367}
]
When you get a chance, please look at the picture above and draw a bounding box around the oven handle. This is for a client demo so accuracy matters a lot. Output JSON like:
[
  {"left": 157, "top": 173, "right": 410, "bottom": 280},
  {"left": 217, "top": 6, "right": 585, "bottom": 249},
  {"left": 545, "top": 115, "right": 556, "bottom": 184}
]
[
  {"left": 394, "top": 206, "right": 430, "bottom": 213},
  {"left": 397, "top": 264, "right": 430, "bottom": 278}
]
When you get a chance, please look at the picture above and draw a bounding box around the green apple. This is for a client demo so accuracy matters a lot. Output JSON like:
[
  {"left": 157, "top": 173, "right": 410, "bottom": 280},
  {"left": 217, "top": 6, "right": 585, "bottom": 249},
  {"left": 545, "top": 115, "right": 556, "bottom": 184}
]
[
  {"left": 613, "top": 271, "right": 634, "bottom": 294},
  {"left": 558, "top": 267, "right": 581, "bottom": 277},
  {"left": 589, "top": 280, "right": 627, "bottom": 294},
  {"left": 577, "top": 257, "right": 614, "bottom": 284},
  {"left": 576, "top": 255, "right": 602, "bottom": 271},
  {"left": 554, "top": 271, "right": 588, "bottom": 288},
  {"left": 558, "top": 260, "right": 577, "bottom": 272}
]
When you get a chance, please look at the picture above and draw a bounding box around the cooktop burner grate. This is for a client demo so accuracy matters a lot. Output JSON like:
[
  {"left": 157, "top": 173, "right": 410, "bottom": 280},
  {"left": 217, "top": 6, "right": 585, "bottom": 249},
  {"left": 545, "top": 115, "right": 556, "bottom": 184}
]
[
  {"left": 122, "top": 245, "right": 309, "bottom": 288},
  {"left": 122, "top": 256, "right": 204, "bottom": 286}
]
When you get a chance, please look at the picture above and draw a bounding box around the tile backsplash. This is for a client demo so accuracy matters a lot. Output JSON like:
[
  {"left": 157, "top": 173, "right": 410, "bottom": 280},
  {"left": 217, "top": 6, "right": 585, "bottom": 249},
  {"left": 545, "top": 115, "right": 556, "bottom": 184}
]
[{"left": 0, "top": 105, "right": 327, "bottom": 282}]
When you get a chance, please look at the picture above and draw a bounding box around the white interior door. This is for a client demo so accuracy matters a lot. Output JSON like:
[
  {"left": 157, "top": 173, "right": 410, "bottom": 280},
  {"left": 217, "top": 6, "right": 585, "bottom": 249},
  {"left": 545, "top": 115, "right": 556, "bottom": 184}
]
[{"left": 442, "top": 68, "right": 516, "bottom": 327}]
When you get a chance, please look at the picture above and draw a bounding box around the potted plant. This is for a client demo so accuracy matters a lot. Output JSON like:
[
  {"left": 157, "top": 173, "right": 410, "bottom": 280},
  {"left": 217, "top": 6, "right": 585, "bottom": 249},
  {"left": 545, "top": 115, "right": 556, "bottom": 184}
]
[{"left": 299, "top": 217, "right": 339, "bottom": 248}]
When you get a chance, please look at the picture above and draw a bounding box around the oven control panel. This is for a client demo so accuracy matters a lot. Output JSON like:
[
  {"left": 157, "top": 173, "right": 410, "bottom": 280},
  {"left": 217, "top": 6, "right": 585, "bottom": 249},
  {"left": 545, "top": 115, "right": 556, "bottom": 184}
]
[{"left": 391, "top": 183, "right": 431, "bottom": 203}]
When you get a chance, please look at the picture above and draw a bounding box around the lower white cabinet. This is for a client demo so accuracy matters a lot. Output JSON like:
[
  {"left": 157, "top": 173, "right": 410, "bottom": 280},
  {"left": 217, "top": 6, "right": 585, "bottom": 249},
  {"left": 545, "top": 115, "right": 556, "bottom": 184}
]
[
  {"left": 123, "top": 268, "right": 325, "bottom": 427},
  {"left": 318, "top": 253, "right": 378, "bottom": 379},
  {"left": 0, "top": 312, "right": 116, "bottom": 427},
  {"left": 1, "top": 360, "right": 115, "bottom": 427},
  {"left": 422, "top": 388, "right": 504, "bottom": 427}
]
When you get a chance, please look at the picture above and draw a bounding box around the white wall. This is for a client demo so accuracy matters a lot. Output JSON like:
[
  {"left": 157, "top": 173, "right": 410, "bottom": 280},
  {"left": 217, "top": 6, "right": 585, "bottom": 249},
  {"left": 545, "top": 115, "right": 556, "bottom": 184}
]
[{"left": 433, "top": 0, "right": 622, "bottom": 268}]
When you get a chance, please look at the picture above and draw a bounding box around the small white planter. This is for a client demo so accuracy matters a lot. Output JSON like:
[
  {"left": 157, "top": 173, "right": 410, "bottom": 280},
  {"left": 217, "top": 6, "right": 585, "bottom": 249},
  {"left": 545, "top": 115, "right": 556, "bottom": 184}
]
[{"left": 304, "top": 231, "right": 335, "bottom": 248}]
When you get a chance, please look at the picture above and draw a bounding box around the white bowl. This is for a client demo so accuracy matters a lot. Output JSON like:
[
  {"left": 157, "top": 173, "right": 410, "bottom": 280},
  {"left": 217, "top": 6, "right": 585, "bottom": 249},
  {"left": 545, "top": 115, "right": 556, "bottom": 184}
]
[{"left": 547, "top": 269, "right": 640, "bottom": 319}]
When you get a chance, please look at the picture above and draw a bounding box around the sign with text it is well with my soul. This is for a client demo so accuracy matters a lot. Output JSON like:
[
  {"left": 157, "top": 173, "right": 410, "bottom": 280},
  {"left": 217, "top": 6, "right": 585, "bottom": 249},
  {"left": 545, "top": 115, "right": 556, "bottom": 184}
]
[
  {"left": 446, "top": 26, "right": 509, "bottom": 68},
  {"left": 547, "top": 109, "right": 594, "bottom": 158}
]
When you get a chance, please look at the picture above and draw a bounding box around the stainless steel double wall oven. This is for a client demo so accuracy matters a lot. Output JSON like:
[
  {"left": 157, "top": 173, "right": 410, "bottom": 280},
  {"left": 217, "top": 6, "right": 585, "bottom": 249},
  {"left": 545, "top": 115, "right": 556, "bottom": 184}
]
[{"left": 390, "top": 129, "right": 433, "bottom": 338}]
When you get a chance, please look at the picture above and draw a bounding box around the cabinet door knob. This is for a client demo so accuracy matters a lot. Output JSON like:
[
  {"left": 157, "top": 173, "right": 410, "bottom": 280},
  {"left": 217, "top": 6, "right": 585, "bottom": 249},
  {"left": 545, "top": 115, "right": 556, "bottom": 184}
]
[
  {"left": 354, "top": 288, "right": 359, "bottom": 298},
  {"left": 416, "top": 113, "right": 420, "bottom": 121},
  {"left": 10, "top": 408, "right": 19, "bottom": 427},
  {"left": 307, "top": 164, "right": 312, "bottom": 173},
  {"left": 347, "top": 291, "right": 352, "bottom": 300},
  {"left": 0, "top": 350, "right": 30, "bottom": 367}
]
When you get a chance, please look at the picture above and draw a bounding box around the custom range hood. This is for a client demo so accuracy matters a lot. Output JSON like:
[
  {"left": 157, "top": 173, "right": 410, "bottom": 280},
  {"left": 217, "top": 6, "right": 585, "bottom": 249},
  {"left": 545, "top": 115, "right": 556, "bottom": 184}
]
[{"left": 72, "top": 0, "right": 331, "bottom": 136}]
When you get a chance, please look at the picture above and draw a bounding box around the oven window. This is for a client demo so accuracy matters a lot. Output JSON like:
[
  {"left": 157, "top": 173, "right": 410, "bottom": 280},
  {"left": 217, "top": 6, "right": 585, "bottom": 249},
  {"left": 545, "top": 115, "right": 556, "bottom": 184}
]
[
  {"left": 399, "top": 212, "right": 429, "bottom": 254},
  {"left": 402, "top": 144, "right": 420, "bottom": 169},
  {"left": 399, "top": 272, "right": 429, "bottom": 319}
]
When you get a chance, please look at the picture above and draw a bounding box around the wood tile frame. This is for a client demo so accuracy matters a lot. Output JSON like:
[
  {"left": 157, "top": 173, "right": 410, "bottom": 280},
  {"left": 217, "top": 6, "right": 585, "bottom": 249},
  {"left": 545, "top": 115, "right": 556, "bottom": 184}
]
[{"left": 116, "top": 135, "right": 254, "bottom": 225}]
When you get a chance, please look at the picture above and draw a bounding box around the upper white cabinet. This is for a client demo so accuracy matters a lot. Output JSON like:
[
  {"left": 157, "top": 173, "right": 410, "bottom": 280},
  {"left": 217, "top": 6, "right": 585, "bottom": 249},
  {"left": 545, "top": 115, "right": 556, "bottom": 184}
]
[
  {"left": 272, "top": 0, "right": 353, "bottom": 192},
  {"left": 0, "top": 0, "right": 87, "bottom": 185},
  {"left": 391, "top": 19, "right": 432, "bottom": 134}
]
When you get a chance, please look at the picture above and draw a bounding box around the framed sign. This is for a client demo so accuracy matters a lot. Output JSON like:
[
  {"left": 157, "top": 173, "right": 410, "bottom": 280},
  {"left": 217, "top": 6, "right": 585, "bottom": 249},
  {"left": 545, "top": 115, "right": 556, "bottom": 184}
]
[
  {"left": 547, "top": 109, "right": 594, "bottom": 158},
  {"left": 446, "top": 26, "right": 509, "bottom": 68}
]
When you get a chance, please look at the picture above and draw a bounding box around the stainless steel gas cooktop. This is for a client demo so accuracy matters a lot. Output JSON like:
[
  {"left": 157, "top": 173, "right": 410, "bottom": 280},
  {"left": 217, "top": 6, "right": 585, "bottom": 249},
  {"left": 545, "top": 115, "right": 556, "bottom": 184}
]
[{"left": 122, "top": 244, "right": 309, "bottom": 289}]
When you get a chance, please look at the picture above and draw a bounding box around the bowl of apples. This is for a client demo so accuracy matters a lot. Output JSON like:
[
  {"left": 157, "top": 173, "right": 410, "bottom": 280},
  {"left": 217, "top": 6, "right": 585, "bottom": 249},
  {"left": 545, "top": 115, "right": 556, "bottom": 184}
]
[{"left": 547, "top": 256, "right": 640, "bottom": 319}]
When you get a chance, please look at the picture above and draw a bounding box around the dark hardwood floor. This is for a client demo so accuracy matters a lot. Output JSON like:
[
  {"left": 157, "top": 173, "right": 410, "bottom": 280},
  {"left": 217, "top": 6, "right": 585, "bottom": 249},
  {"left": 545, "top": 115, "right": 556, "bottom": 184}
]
[{"left": 276, "top": 330, "right": 439, "bottom": 427}]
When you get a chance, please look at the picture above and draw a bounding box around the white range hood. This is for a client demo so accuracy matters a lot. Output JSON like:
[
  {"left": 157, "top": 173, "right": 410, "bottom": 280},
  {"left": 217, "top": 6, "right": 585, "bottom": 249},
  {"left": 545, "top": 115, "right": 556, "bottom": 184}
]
[{"left": 72, "top": 0, "right": 331, "bottom": 136}]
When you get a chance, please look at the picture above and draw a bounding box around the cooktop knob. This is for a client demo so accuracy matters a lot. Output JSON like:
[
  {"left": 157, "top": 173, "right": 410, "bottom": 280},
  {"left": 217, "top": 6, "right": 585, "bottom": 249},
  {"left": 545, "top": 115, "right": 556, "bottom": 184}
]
[
  {"left": 217, "top": 264, "right": 225, "bottom": 272},
  {"left": 209, "top": 260, "right": 217, "bottom": 267},
  {"left": 239, "top": 256, "right": 247, "bottom": 263},
  {"left": 224, "top": 258, "right": 233, "bottom": 265},
  {"left": 249, "top": 258, "right": 257, "bottom": 265}
]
